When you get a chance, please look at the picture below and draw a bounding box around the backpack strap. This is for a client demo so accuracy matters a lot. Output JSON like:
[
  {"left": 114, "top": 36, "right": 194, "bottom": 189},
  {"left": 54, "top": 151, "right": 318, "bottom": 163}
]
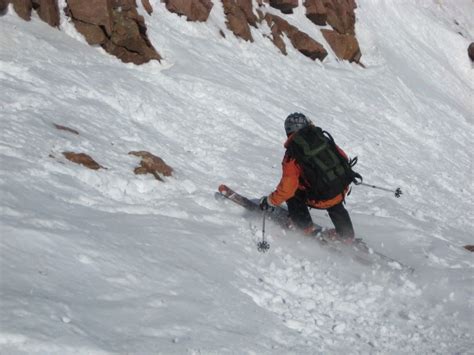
[{"left": 348, "top": 157, "right": 363, "bottom": 184}]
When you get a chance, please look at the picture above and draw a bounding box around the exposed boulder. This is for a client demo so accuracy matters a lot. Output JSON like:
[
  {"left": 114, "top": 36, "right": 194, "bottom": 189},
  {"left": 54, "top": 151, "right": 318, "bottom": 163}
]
[
  {"left": 53, "top": 123, "right": 79, "bottom": 135},
  {"left": 67, "top": 0, "right": 113, "bottom": 34},
  {"left": 32, "top": 0, "right": 60, "bottom": 27},
  {"left": 222, "top": 0, "right": 257, "bottom": 42},
  {"left": 464, "top": 245, "right": 474, "bottom": 252},
  {"left": 265, "top": 13, "right": 327, "bottom": 61},
  {"left": 164, "top": 0, "right": 213, "bottom": 22},
  {"left": 104, "top": 6, "right": 161, "bottom": 64},
  {"left": 11, "top": 0, "right": 60, "bottom": 26},
  {"left": 321, "top": 29, "right": 360, "bottom": 62},
  {"left": 129, "top": 151, "right": 173, "bottom": 182},
  {"left": 236, "top": 0, "right": 258, "bottom": 27},
  {"left": 73, "top": 21, "right": 108, "bottom": 45},
  {"left": 468, "top": 42, "right": 474, "bottom": 62},
  {"left": 66, "top": 0, "right": 161, "bottom": 64},
  {"left": 141, "top": 0, "right": 153, "bottom": 15},
  {"left": 304, "top": 0, "right": 327, "bottom": 26},
  {"left": 63, "top": 152, "right": 104, "bottom": 170},
  {"left": 12, "top": 0, "right": 32, "bottom": 21},
  {"left": 269, "top": 0, "right": 297, "bottom": 14},
  {"left": 322, "top": 0, "right": 356, "bottom": 35}
]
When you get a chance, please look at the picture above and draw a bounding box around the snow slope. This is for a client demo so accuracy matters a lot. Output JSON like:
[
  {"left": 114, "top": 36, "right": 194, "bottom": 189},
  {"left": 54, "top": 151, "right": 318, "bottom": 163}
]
[{"left": 1, "top": 0, "right": 473, "bottom": 353}]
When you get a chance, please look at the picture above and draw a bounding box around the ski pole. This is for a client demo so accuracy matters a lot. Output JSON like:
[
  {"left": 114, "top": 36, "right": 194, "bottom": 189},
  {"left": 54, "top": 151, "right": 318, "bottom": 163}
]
[
  {"left": 359, "top": 182, "right": 402, "bottom": 198},
  {"left": 257, "top": 210, "right": 270, "bottom": 252}
]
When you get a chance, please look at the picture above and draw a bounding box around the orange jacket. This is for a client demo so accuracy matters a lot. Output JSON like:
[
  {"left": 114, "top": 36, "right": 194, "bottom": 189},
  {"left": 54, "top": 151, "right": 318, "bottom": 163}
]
[{"left": 268, "top": 134, "right": 349, "bottom": 210}]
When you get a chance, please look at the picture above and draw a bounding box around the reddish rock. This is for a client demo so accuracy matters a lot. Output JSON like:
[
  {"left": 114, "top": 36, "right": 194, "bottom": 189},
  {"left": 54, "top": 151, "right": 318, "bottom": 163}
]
[
  {"left": 269, "top": 0, "right": 297, "bottom": 14},
  {"left": 67, "top": 0, "right": 161, "bottom": 64},
  {"left": 129, "top": 151, "right": 173, "bottom": 182},
  {"left": 236, "top": 0, "right": 257, "bottom": 27},
  {"left": 222, "top": 0, "right": 254, "bottom": 42},
  {"left": 113, "top": 0, "right": 136, "bottom": 10},
  {"left": 164, "top": 0, "right": 213, "bottom": 22},
  {"left": 265, "top": 14, "right": 289, "bottom": 55},
  {"left": 304, "top": 0, "right": 327, "bottom": 26},
  {"left": 321, "top": 29, "right": 360, "bottom": 62},
  {"left": 265, "top": 13, "right": 327, "bottom": 61},
  {"left": 141, "top": 0, "right": 153, "bottom": 15},
  {"left": 12, "top": 0, "right": 32, "bottom": 21},
  {"left": 74, "top": 21, "right": 108, "bottom": 45},
  {"left": 1, "top": 0, "right": 10, "bottom": 13},
  {"left": 10, "top": 0, "right": 60, "bottom": 27},
  {"left": 468, "top": 43, "right": 474, "bottom": 62},
  {"left": 53, "top": 123, "right": 79, "bottom": 135},
  {"left": 33, "top": 0, "right": 60, "bottom": 27},
  {"left": 67, "top": 0, "right": 114, "bottom": 35},
  {"left": 322, "top": 0, "right": 356, "bottom": 35},
  {"left": 107, "top": 6, "right": 161, "bottom": 64},
  {"left": 63, "top": 152, "right": 104, "bottom": 170},
  {"left": 290, "top": 30, "right": 327, "bottom": 61}
]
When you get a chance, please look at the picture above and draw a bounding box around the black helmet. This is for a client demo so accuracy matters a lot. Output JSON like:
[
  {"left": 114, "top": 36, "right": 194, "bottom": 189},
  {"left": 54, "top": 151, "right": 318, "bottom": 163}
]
[{"left": 284, "top": 112, "right": 310, "bottom": 135}]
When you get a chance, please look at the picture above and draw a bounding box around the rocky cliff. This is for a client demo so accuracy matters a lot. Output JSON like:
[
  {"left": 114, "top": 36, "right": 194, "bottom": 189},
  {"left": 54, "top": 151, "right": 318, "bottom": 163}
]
[{"left": 3, "top": 0, "right": 362, "bottom": 64}]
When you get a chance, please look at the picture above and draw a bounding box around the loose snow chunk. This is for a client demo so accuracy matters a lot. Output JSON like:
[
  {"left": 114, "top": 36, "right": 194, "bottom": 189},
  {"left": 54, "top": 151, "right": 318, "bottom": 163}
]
[
  {"left": 388, "top": 261, "right": 402, "bottom": 270},
  {"left": 285, "top": 319, "right": 306, "bottom": 332},
  {"left": 332, "top": 323, "right": 346, "bottom": 334}
]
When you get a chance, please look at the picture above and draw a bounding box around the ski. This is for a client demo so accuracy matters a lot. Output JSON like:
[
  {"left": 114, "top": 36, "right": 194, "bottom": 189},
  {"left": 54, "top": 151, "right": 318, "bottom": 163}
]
[{"left": 350, "top": 239, "right": 415, "bottom": 273}]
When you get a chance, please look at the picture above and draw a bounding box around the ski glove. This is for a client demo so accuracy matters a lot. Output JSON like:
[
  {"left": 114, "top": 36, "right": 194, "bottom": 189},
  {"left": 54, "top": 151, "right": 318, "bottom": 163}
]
[{"left": 259, "top": 196, "right": 275, "bottom": 211}]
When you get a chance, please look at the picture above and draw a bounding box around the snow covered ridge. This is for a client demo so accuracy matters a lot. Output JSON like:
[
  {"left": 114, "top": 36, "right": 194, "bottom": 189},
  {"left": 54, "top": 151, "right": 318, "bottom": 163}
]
[
  {"left": 3, "top": 0, "right": 362, "bottom": 64},
  {"left": 1, "top": 0, "right": 474, "bottom": 354}
]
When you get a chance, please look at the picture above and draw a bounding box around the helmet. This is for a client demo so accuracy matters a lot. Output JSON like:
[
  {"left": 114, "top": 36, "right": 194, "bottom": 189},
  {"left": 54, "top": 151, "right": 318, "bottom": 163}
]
[{"left": 284, "top": 112, "right": 310, "bottom": 135}]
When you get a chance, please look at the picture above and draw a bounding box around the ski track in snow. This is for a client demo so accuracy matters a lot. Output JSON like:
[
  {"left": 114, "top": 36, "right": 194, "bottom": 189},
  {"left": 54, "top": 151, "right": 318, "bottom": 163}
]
[{"left": 1, "top": 0, "right": 473, "bottom": 353}]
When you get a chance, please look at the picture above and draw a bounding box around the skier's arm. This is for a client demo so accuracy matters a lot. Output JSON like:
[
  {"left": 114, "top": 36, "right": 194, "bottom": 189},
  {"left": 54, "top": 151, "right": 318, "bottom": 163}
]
[{"left": 268, "top": 157, "right": 300, "bottom": 206}]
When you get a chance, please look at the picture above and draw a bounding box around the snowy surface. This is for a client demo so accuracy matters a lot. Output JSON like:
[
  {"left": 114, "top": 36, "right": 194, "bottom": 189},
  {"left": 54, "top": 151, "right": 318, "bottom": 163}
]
[{"left": 1, "top": 0, "right": 473, "bottom": 353}]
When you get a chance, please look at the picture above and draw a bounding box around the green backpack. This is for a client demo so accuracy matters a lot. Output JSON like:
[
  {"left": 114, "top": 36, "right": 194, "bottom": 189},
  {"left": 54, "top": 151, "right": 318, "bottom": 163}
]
[{"left": 287, "top": 125, "right": 362, "bottom": 201}]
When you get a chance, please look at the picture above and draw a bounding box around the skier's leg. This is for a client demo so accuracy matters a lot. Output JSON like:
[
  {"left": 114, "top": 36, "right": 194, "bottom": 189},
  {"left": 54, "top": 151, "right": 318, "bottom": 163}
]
[
  {"left": 327, "top": 203, "right": 354, "bottom": 238},
  {"left": 286, "top": 192, "right": 313, "bottom": 231}
]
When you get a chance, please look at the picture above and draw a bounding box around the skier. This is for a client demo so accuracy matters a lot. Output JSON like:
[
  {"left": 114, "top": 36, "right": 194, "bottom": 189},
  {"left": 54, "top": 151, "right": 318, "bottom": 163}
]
[{"left": 259, "top": 113, "right": 360, "bottom": 241}]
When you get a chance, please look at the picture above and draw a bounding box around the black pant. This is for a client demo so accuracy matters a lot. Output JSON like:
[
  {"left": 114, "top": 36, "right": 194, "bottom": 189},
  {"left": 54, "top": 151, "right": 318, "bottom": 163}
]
[{"left": 286, "top": 193, "right": 354, "bottom": 238}]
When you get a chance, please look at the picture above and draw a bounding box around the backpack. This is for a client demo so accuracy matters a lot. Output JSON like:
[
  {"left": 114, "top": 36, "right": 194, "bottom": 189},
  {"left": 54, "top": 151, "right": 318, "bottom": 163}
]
[{"left": 287, "top": 125, "right": 362, "bottom": 201}]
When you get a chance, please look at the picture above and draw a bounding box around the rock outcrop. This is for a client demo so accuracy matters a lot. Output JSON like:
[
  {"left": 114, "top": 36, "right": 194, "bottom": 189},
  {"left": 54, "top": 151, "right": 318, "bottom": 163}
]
[
  {"left": 322, "top": 0, "right": 356, "bottom": 35},
  {"left": 164, "top": 0, "right": 213, "bottom": 22},
  {"left": 222, "top": 0, "right": 257, "bottom": 42},
  {"left": 321, "top": 29, "right": 360, "bottom": 62},
  {"left": 129, "top": 151, "right": 173, "bottom": 182},
  {"left": 303, "top": 0, "right": 360, "bottom": 62},
  {"left": 303, "top": 0, "right": 327, "bottom": 26},
  {"left": 10, "top": 0, "right": 59, "bottom": 26},
  {"left": 8, "top": 0, "right": 362, "bottom": 64},
  {"left": 0, "top": 0, "right": 9, "bottom": 13},
  {"left": 141, "top": 0, "right": 153, "bottom": 15},
  {"left": 66, "top": 0, "right": 161, "bottom": 64},
  {"left": 34, "top": 0, "right": 60, "bottom": 27},
  {"left": 269, "top": 0, "right": 298, "bottom": 14},
  {"left": 63, "top": 152, "right": 104, "bottom": 170},
  {"left": 265, "top": 13, "right": 328, "bottom": 61},
  {"left": 11, "top": 0, "right": 33, "bottom": 21},
  {"left": 468, "top": 42, "right": 474, "bottom": 62}
]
